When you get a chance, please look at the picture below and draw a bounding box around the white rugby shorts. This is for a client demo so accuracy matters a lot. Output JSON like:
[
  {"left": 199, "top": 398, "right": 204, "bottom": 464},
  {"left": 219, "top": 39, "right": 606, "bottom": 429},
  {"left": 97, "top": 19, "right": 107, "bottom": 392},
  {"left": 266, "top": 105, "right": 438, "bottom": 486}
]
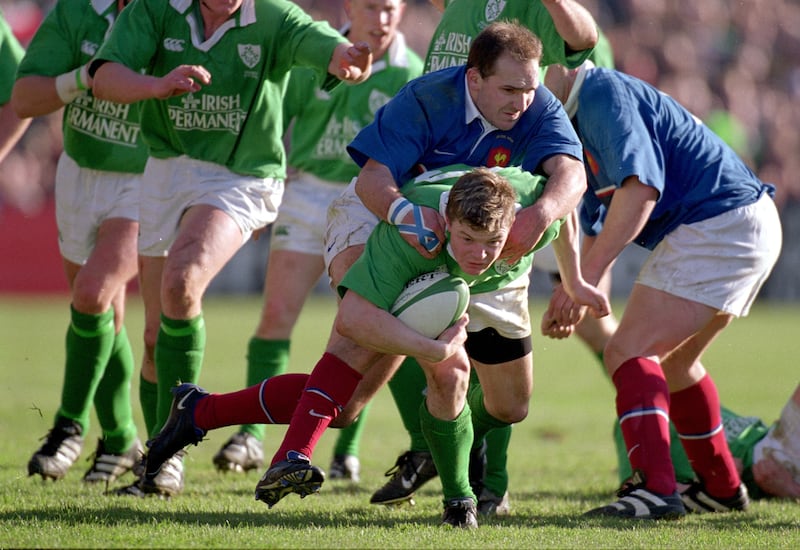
[
  {"left": 138, "top": 155, "right": 283, "bottom": 257},
  {"left": 55, "top": 152, "right": 139, "bottom": 265},
  {"left": 323, "top": 178, "right": 380, "bottom": 269},
  {"left": 270, "top": 172, "right": 346, "bottom": 255},
  {"left": 636, "top": 193, "right": 782, "bottom": 317},
  {"left": 468, "top": 272, "right": 532, "bottom": 339}
]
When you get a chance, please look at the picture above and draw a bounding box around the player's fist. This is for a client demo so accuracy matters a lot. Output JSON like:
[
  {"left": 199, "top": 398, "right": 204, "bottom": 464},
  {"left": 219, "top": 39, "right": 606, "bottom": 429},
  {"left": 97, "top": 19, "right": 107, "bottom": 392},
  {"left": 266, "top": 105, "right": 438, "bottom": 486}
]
[{"left": 332, "top": 42, "right": 372, "bottom": 84}]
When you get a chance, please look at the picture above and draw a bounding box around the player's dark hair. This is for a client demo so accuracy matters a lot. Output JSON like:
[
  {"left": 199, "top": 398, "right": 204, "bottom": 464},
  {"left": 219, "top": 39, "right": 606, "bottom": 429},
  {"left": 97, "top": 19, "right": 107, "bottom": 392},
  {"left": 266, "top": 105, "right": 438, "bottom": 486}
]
[
  {"left": 467, "top": 21, "right": 543, "bottom": 78},
  {"left": 447, "top": 168, "right": 516, "bottom": 232}
]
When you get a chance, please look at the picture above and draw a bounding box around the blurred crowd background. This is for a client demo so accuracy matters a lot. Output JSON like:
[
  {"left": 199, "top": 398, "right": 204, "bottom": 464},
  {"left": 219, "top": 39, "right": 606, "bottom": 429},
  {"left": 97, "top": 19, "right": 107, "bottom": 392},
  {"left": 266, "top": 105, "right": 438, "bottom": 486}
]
[{"left": 1, "top": 0, "right": 798, "bottom": 297}]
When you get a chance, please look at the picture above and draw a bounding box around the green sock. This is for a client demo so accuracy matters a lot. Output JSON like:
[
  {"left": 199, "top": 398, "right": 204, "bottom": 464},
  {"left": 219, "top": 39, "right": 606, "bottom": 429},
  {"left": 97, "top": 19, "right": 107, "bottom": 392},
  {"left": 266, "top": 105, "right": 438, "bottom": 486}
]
[
  {"left": 388, "top": 357, "right": 430, "bottom": 451},
  {"left": 240, "top": 337, "right": 290, "bottom": 440},
  {"left": 467, "top": 384, "right": 509, "bottom": 443},
  {"left": 58, "top": 306, "right": 116, "bottom": 432},
  {"left": 419, "top": 400, "right": 474, "bottom": 503},
  {"left": 139, "top": 374, "right": 159, "bottom": 439},
  {"left": 483, "top": 424, "right": 511, "bottom": 496},
  {"left": 467, "top": 383, "right": 511, "bottom": 496},
  {"left": 154, "top": 313, "right": 205, "bottom": 433},
  {"left": 93, "top": 325, "right": 137, "bottom": 453},
  {"left": 333, "top": 403, "right": 370, "bottom": 457}
]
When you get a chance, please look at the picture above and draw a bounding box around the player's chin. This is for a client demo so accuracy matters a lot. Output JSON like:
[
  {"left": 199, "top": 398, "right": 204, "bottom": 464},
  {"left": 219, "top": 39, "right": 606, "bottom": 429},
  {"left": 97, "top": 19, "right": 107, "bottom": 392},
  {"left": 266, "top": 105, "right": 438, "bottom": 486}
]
[{"left": 495, "top": 113, "right": 520, "bottom": 130}]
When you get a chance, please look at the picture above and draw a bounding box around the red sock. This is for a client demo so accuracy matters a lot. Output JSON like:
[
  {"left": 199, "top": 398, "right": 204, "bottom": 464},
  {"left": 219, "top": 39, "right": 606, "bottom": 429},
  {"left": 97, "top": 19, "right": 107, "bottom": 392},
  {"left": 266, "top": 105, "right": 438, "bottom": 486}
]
[
  {"left": 613, "top": 357, "right": 676, "bottom": 495},
  {"left": 193, "top": 374, "right": 309, "bottom": 430},
  {"left": 271, "top": 352, "right": 362, "bottom": 465},
  {"left": 670, "top": 374, "right": 740, "bottom": 498}
]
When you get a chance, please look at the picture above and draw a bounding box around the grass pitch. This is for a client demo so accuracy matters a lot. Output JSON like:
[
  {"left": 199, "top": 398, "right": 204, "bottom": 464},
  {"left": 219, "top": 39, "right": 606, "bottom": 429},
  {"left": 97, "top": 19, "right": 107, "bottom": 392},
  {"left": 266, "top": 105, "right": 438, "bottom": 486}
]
[{"left": 1, "top": 294, "right": 798, "bottom": 548}]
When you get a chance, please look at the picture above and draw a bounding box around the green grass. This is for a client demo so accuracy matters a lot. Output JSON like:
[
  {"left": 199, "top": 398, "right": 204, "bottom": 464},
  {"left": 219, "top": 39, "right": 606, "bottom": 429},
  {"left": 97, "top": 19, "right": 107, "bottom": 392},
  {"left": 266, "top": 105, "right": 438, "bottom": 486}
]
[{"left": 1, "top": 294, "right": 798, "bottom": 548}]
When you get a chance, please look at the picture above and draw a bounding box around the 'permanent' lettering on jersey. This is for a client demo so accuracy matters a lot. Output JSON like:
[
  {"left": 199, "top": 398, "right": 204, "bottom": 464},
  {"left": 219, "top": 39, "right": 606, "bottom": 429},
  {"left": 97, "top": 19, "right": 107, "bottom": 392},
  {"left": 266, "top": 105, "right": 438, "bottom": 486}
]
[
  {"left": 169, "top": 93, "right": 246, "bottom": 134},
  {"left": 66, "top": 97, "right": 140, "bottom": 146},
  {"left": 313, "top": 117, "right": 362, "bottom": 160}
]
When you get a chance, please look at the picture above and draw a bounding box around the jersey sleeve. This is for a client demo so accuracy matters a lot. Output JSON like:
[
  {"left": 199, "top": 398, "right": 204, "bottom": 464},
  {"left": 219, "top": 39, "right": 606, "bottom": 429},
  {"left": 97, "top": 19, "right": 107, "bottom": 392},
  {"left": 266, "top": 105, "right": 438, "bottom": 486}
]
[
  {"left": 94, "top": 0, "right": 161, "bottom": 71},
  {"left": 0, "top": 15, "right": 24, "bottom": 103},
  {"left": 529, "top": 6, "right": 593, "bottom": 69},
  {"left": 277, "top": 4, "right": 346, "bottom": 93},
  {"left": 580, "top": 73, "right": 665, "bottom": 197},
  {"left": 346, "top": 81, "right": 430, "bottom": 181},
  {"left": 15, "top": 0, "right": 83, "bottom": 79}
]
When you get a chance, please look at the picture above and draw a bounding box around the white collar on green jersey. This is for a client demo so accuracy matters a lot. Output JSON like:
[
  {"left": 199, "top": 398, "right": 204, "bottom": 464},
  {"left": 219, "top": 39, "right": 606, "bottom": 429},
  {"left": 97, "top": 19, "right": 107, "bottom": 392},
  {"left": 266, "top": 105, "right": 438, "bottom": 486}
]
[
  {"left": 90, "top": 0, "right": 115, "bottom": 15},
  {"left": 563, "top": 60, "right": 595, "bottom": 119}
]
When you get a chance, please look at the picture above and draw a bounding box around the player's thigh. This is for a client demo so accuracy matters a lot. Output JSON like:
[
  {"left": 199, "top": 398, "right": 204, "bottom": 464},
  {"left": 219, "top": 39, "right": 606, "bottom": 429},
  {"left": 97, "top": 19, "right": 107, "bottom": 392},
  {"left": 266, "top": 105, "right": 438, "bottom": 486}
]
[
  {"left": 72, "top": 217, "right": 139, "bottom": 312},
  {"left": 80, "top": 217, "right": 139, "bottom": 283},
  {"left": 328, "top": 244, "right": 365, "bottom": 289},
  {"left": 165, "top": 205, "right": 244, "bottom": 292},
  {"left": 608, "top": 283, "right": 719, "bottom": 368},
  {"left": 258, "top": 249, "right": 325, "bottom": 335}
]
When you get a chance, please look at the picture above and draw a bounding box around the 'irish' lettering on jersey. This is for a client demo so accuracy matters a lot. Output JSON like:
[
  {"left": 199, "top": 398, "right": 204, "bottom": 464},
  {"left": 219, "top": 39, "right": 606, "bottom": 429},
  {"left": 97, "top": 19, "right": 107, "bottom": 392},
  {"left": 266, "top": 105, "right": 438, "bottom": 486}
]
[{"left": 169, "top": 93, "right": 247, "bottom": 134}]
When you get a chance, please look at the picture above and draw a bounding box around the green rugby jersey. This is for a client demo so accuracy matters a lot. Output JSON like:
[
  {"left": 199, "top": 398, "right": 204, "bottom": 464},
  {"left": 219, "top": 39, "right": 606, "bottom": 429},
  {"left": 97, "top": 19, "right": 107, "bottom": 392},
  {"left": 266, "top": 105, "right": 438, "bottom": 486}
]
[
  {"left": 425, "top": 0, "right": 595, "bottom": 74},
  {"left": 0, "top": 10, "right": 24, "bottom": 105},
  {"left": 16, "top": 0, "right": 147, "bottom": 174},
  {"left": 339, "top": 164, "right": 561, "bottom": 310},
  {"left": 96, "top": 0, "right": 348, "bottom": 179},
  {"left": 283, "top": 31, "right": 423, "bottom": 184}
]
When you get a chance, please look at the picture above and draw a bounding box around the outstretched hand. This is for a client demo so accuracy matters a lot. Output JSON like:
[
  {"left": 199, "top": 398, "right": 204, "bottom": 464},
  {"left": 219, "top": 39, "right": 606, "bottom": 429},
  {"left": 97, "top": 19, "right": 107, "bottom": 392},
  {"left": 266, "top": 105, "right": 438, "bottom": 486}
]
[
  {"left": 335, "top": 42, "right": 372, "bottom": 84},
  {"left": 154, "top": 65, "right": 211, "bottom": 99}
]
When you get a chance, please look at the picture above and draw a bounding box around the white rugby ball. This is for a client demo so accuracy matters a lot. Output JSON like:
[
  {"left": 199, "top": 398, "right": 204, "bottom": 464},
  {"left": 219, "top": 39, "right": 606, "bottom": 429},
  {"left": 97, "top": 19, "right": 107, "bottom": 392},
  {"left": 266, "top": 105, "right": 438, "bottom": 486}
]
[{"left": 390, "top": 271, "right": 469, "bottom": 338}]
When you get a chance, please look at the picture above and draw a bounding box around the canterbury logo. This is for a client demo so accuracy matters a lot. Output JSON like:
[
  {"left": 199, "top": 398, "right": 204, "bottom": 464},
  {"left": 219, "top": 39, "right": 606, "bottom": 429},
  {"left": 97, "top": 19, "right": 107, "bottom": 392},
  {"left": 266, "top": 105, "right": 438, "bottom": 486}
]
[
  {"left": 81, "top": 40, "right": 98, "bottom": 56},
  {"left": 163, "top": 38, "right": 185, "bottom": 52}
]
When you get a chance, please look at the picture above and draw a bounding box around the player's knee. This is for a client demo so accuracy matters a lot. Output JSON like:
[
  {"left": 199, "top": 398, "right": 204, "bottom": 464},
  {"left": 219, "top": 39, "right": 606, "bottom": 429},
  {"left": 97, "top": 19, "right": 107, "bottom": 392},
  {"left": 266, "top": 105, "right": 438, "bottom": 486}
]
[{"left": 488, "top": 400, "right": 529, "bottom": 424}]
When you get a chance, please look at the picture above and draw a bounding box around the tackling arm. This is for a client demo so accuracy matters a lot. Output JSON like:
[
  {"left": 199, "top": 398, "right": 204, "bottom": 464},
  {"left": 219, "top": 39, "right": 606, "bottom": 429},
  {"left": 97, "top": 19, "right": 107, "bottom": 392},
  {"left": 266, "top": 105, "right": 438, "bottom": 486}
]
[
  {"left": 503, "top": 153, "right": 586, "bottom": 263},
  {"left": 354, "top": 158, "right": 446, "bottom": 258}
]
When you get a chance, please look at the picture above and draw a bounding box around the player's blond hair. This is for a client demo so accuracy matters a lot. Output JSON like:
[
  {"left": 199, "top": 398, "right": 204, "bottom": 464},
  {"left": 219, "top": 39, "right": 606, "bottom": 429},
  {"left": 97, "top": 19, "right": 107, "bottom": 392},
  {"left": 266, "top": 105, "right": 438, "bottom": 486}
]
[
  {"left": 467, "top": 21, "right": 543, "bottom": 78},
  {"left": 446, "top": 168, "right": 516, "bottom": 232}
]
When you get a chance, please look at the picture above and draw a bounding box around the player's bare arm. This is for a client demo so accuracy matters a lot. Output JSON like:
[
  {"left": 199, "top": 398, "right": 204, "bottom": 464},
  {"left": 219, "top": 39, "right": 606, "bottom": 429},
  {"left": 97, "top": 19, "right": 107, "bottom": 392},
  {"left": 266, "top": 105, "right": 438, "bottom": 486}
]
[
  {"left": 355, "top": 159, "right": 446, "bottom": 258},
  {"left": 12, "top": 73, "right": 83, "bottom": 118},
  {"left": 541, "top": 0, "right": 599, "bottom": 51},
  {"left": 581, "top": 175, "right": 658, "bottom": 286},
  {"left": 503, "top": 153, "right": 585, "bottom": 263},
  {"left": 330, "top": 41, "right": 373, "bottom": 84},
  {"left": 92, "top": 62, "right": 211, "bottom": 103},
  {"left": 336, "top": 290, "right": 468, "bottom": 364},
  {"left": 0, "top": 103, "right": 30, "bottom": 162}
]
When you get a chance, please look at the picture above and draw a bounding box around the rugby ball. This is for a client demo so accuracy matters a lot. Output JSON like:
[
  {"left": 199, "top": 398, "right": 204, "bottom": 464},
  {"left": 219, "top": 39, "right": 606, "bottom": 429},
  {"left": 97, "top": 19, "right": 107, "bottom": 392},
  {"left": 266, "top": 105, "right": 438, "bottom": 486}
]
[{"left": 390, "top": 271, "right": 469, "bottom": 338}]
